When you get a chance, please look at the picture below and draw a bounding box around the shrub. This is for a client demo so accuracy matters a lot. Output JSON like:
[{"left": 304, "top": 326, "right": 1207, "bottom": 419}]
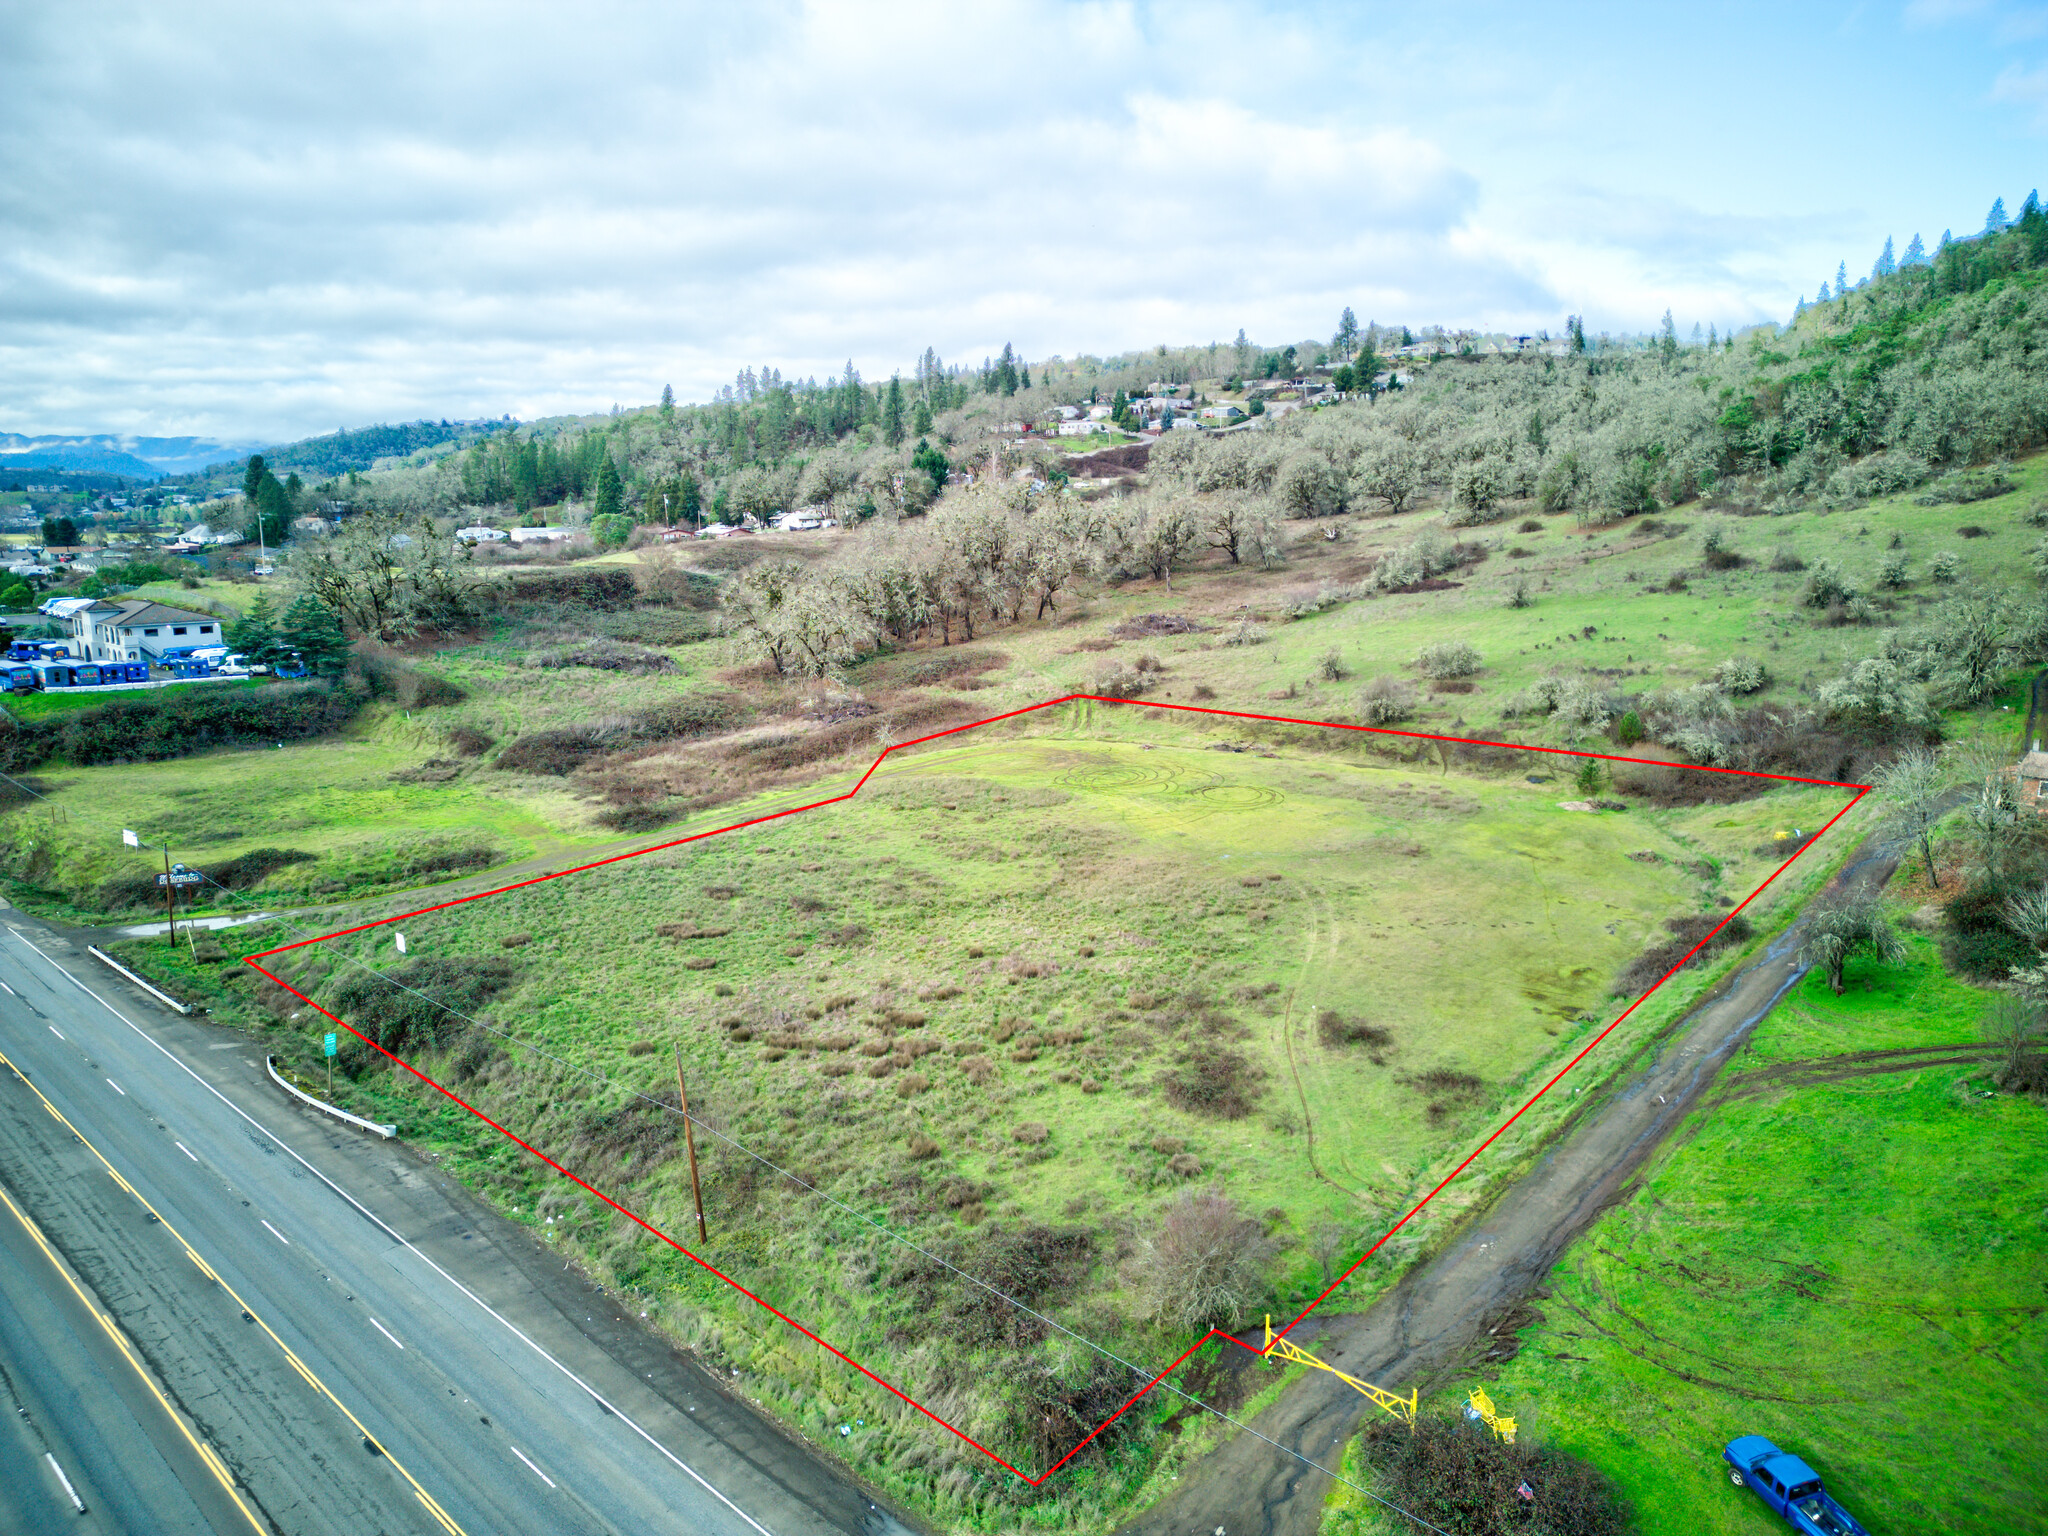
[
  {"left": 1131, "top": 1189, "right": 1275, "bottom": 1335},
  {"left": 325, "top": 957, "right": 520, "bottom": 1056},
  {"left": 0, "top": 681, "right": 360, "bottom": 773},
  {"left": 1768, "top": 547, "right": 1807, "bottom": 573},
  {"left": 1612, "top": 913, "right": 1755, "bottom": 996},
  {"left": 1614, "top": 710, "right": 1643, "bottom": 746},
  {"left": 1358, "top": 676, "right": 1416, "bottom": 725},
  {"left": 1799, "top": 558, "right": 1857, "bottom": 608},
  {"left": 1710, "top": 656, "right": 1770, "bottom": 695},
  {"left": 1504, "top": 573, "right": 1532, "bottom": 608},
  {"left": 1876, "top": 551, "right": 1910, "bottom": 588},
  {"left": 1158, "top": 1043, "right": 1264, "bottom": 1119},
  {"left": 1221, "top": 619, "right": 1268, "bottom": 647},
  {"left": 1315, "top": 1009, "right": 1392, "bottom": 1052},
  {"left": 1089, "top": 660, "right": 1152, "bottom": 699},
  {"left": 1317, "top": 646, "right": 1348, "bottom": 681},
  {"left": 1414, "top": 640, "right": 1481, "bottom": 678},
  {"left": 1930, "top": 550, "right": 1961, "bottom": 584},
  {"left": 1360, "top": 1414, "right": 1635, "bottom": 1536}
]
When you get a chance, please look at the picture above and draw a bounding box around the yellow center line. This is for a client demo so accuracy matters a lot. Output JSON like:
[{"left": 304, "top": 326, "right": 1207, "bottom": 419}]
[
  {"left": 0, "top": 1048, "right": 471, "bottom": 1536},
  {"left": 0, "top": 1180, "right": 267, "bottom": 1534}
]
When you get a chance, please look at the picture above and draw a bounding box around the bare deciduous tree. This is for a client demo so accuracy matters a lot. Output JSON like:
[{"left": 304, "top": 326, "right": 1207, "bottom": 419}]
[{"left": 1131, "top": 1188, "right": 1273, "bottom": 1336}]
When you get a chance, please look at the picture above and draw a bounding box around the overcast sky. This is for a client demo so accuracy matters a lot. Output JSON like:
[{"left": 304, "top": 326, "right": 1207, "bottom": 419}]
[{"left": 3, "top": 0, "right": 2043, "bottom": 440}]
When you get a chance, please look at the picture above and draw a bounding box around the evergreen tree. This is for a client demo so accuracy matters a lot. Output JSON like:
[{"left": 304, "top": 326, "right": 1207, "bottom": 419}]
[
  {"left": 1937, "top": 229, "right": 1952, "bottom": 253},
  {"left": 910, "top": 437, "right": 949, "bottom": 497},
  {"left": 912, "top": 397, "right": 933, "bottom": 436},
  {"left": 284, "top": 471, "right": 303, "bottom": 500},
  {"left": 677, "top": 472, "right": 702, "bottom": 525},
  {"left": 1835, "top": 260, "right": 1850, "bottom": 297},
  {"left": 1019, "top": 363, "right": 1031, "bottom": 390},
  {"left": 252, "top": 477, "right": 292, "bottom": 547},
  {"left": 1658, "top": 309, "right": 1677, "bottom": 362},
  {"left": 226, "top": 592, "right": 282, "bottom": 664},
  {"left": 1817, "top": 280, "right": 1831, "bottom": 304},
  {"left": 1873, "top": 236, "right": 1896, "bottom": 279},
  {"left": 1901, "top": 232, "right": 1927, "bottom": 267},
  {"left": 1986, "top": 197, "right": 2010, "bottom": 234},
  {"left": 659, "top": 383, "right": 674, "bottom": 419},
  {"left": 278, "top": 593, "right": 350, "bottom": 678},
  {"left": 996, "top": 343, "right": 1019, "bottom": 397},
  {"left": 242, "top": 454, "right": 267, "bottom": 504},
  {"left": 593, "top": 455, "right": 624, "bottom": 519},
  {"left": 884, "top": 376, "right": 905, "bottom": 447},
  {"left": 1332, "top": 306, "right": 1359, "bottom": 362},
  {"left": 1233, "top": 328, "right": 1252, "bottom": 373},
  {"left": 1707, "top": 323, "right": 1718, "bottom": 349},
  {"left": 2024, "top": 190, "right": 2042, "bottom": 220}
]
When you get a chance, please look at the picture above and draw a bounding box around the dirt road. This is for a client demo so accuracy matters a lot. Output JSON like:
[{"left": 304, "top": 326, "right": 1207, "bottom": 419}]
[{"left": 1120, "top": 837, "right": 1902, "bottom": 1536}]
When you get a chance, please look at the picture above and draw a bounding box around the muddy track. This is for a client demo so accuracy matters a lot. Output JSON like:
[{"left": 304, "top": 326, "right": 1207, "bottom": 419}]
[
  {"left": 1118, "top": 834, "right": 1903, "bottom": 1536},
  {"left": 1709, "top": 1042, "right": 1999, "bottom": 1105}
]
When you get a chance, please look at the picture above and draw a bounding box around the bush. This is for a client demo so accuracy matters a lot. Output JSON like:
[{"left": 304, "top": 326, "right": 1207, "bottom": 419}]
[
  {"left": 325, "top": 957, "right": 520, "bottom": 1056},
  {"left": 1317, "top": 646, "right": 1348, "bottom": 681},
  {"left": 1876, "top": 550, "right": 1910, "bottom": 588},
  {"left": 1710, "top": 656, "right": 1770, "bottom": 694},
  {"left": 0, "top": 681, "right": 361, "bottom": 772},
  {"left": 1221, "top": 619, "right": 1268, "bottom": 647},
  {"left": 1157, "top": 1043, "right": 1264, "bottom": 1119},
  {"left": 1132, "top": 1189, "right": 1274, "bottom": 1336},
  {"left": 1361, "top": 1414, "right": 1636, "bottom": 1536},
  {"left": 1358, "top": 675, "right": 1416, "bottom": 725},
  {"left": 1800, "top": 558, "right": 1856, "bottom": 607},
  {"left": 1614, "top": 710, "right": 1643, "bottom": 746},
  {"left": 1612, "top": 913, "right": 1755, "bottom": 996},
  {"left": 1930, "top": 550, "right": 1961, "bottom": 584},
  {"left": 1415, "top": 640, "right": 1482, "bottom": 678}
]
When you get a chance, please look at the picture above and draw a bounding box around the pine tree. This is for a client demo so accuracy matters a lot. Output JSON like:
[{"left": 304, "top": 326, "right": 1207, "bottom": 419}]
[
  {"left": 1707, "top": 323, "right": 1718, "bottom": 349},
  {"left": 278, "top": 594, "right": 350, "bottom": 678},
  {"left": 913, "top": 397, "right": 932, "bottom": 436},
  {"left": 593, "top": 455, "right": 623, "bottom": 520},
  {"left": 659, "top": 383, "right": 674, "bottom": 419},
  {"left": 1873, "top": 236, "right": 1896, "bottom": 279},
  {"left": 253, "top": 477, "right": 292, "bottom": 546},
  {"left": 1901, "top": 232, "right": 1927, "bottom": 267},
  {"left": 1986, "top": 197, "right": 2010, "bottom": 234},
  {"left": 1817, "top": 280, "right": 1831, "bottom": 304},
  {"left": 226, "top": 592, "right": 280, "bottom": 664},
  {"left": 242, "top": 454, "right": 267, "bottom": 504},
  {"left": 1835, "top": 260, "right": 1850, "bottom": 297},
  {"left": 677, "top": 472, "right": 702, "bottom": 525},
  {"left": 1019, "top": 363, "right": 1031, "bottom": 390},
  {"left": 884, "top": 376, "right": 905, "bottom": 447},
  {"left": 1937, "top": 229, "right": 1952, "bottom": 253},
  {"left": 996, "top": 343, "right": 1019, "bottom": 397},
  {"left": 1658, "top": 309, "right": 1677, "bottom": 362},
  {"left": 2024, "top": 190, "right": 2042, "bottom": 220},
  {"left": 1333, "top": 306, "right": 1359, "bottom": 363}
]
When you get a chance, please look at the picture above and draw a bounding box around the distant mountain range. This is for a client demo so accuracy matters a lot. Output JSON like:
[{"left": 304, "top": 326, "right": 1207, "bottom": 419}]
[{"left": 0, "top": 432, "right": 267, "bottom": 480}]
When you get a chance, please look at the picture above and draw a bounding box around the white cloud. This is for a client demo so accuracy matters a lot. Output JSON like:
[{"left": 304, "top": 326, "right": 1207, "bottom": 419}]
[{"left": 0, "top": 2, "right": 1911, "bottom": 437}]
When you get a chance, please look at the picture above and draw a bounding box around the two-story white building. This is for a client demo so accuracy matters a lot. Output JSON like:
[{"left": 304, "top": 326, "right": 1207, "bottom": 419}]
[{"left": 72, "top": 599, "right": 225, "bottom": 662}]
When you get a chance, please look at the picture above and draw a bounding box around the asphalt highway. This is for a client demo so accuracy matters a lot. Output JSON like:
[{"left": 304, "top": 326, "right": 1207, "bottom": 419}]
[{"left": 0, "top": 912, "right": 919, "bottom": 1536}]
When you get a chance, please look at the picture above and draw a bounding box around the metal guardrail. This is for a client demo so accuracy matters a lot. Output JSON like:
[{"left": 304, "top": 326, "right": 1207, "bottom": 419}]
[{"left": 265, "top": 1054, "right": 396, "bottom": 1139}]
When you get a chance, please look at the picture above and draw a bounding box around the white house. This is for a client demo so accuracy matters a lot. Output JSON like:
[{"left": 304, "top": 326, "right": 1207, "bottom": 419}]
[
  {"left": 1201, "top": 404, "right": 1245, "bottom": 420},
  {"left": 1087, "top": 405, "right": 1112, "bottom": 421},
  {"left": 509, "top": 526, "right": 573, "bottom": 544},
  {"left": 72, "top": 599, "right": 224, "bottom": 662},
  {"left": 454, "top": 525, "right": 509, "bottom": 543}
]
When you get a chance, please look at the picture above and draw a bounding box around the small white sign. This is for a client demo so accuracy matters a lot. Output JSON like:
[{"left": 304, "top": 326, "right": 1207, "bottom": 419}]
[
  {"left": 395, "top": 932, "right": 408, "bottom": 953},
  {"left": 122, "top": 829, "right": 140, "bottom": 848}
]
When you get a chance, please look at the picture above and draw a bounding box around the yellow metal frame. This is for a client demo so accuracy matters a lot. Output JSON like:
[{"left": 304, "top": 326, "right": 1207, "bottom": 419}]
[
  {"left": 1261, "top": 1316, "right": 1417, "bottom": 1424},
  {"left": 1466, "top": 1385, "right": 1517, "bottom": 1444}
]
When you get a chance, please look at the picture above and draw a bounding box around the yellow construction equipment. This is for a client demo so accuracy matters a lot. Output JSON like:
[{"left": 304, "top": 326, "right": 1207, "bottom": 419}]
[
  {"left": 1465, "top": 1385, "right": 1516, "bottom": 1443},
  {"left": 1261, "top": 1316, "right": 1416, "bottom": 1425}
]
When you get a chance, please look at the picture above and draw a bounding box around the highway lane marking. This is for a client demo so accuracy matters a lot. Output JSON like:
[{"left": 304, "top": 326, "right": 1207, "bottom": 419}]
[
  {"left": 510, "top": 1446, "right": 557, "bottom": 1488},
  {"left": 370, "top": 1318, "right": 405, "bottom": 1350},
  {"left": 44, "top": 1452, "right": 86, "bottom": 1515},
  {"left": 47, "top": 1024, "right": 61, "bottom": 1038},
  {"left": 106, "top": 1078, "right": 124, "bottom": 1095},
  {"left": 6, "top": 930, "right": 780, "bottom": 1536},
  {"left": 1, "top": 981, "right": 15, "bottom": 994},
  {"left": 0, "top": 1038, "right": 473, "bottom": 1536},
  {"left": 175, "top": 1141, "right": 198, "bottom": 1161},
  {"left": 260, "top": 1219, "right": 289, "bottom": 1245},
  {"left": 0, "top": 1171, "right": 266, "bottom": 1533}
]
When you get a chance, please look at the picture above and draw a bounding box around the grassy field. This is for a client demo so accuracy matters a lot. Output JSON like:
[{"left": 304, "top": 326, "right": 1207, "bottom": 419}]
[
  {"left": 1324, "top": 932, "right": 2047, "bottom": 1536},
  {"left": 129, "top": 720, "right": 1854, "bottom": 1530},
  {"left": 0, "top": 676, "right": 261, "bottom": 721}
]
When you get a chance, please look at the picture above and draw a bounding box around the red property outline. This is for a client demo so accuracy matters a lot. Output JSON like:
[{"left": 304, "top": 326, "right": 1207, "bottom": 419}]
[{"left": 247, "top": 697, "right": 1867, "bottom": 1484}]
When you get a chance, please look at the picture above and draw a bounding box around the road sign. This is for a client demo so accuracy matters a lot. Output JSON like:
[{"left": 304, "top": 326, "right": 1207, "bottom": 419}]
[
  {"left": 122, "top": 828, "right": 140, "bottom": 848},
  {"left": 394, "top": 932, "right": 407, "bottom": 954},
  {"left": 324, "top": 1032, "right": 338, "bottom": 1057},
  {"left": 155, "top": 871, "right": 204, "bottom": 888}
]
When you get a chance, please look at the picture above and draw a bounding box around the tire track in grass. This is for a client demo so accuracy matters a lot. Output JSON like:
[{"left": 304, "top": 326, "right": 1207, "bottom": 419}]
[{"left": 1275, "top": 893, "right": 1365, "bottom": 1203}]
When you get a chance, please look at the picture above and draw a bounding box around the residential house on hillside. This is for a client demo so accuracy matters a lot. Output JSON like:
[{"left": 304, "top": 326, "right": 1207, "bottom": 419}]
[{"left": 71, "top": 599, "right": 223, "bottom": 662}]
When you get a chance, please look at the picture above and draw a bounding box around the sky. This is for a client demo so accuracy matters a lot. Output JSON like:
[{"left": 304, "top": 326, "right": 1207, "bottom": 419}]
[{"left": 2, "top": 0, "right": 2044, "bottom": 441}]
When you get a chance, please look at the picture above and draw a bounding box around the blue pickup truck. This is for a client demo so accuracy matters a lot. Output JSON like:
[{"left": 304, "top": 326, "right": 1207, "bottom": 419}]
[{"left": 1723, "top": 1436, "right": 1870, "bottom": 1535}]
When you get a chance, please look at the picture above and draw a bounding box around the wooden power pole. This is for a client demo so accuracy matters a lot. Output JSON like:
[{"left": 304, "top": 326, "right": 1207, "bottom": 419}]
[
  {"left": 161, "top": 844, "right": 177, "bottom": 947},
  {"left": 674, "top": 1045, "right": 708, "bottom": 1243}
]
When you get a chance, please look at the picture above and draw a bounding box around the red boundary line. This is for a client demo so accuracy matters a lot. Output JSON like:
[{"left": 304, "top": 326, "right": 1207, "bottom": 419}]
[{"left": 244, "top": 697, "right": 1866, "bottom": 1483}]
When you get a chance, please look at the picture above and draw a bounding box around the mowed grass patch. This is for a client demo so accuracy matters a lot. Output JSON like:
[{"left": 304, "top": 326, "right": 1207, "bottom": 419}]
[
  {"left": 274, "top": 726, "right": 1852, "bottom": 1527},
  {"left": 1398, "top": 935, "right": 2048, "bottom": 1536},
  {"left": 0, "top": 721, "right": 602, "bottom": 915}
]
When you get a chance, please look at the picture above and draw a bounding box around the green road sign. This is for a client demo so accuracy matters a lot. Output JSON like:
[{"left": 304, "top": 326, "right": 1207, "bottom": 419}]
[{"left": 324, "top": 1032, "right": 338, "bottom": 1057}]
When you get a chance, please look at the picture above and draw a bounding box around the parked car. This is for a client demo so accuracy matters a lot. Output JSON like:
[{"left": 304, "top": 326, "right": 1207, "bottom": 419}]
[{"left": 1723, "top": 1436, "right": 1869, "bottom": 1535}]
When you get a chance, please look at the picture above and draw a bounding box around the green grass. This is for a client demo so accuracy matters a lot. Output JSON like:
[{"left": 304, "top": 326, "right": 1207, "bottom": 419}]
[
  {"left": 0, "top": 677, "right": 260, "bottom": 721},
  {"left": 1331, "top": 934, "right": 2046, "bottom": 1536},
  {"left": 126, "top": 577, "right": 258, "bottom": 616},
  {"left": 189, "top": 722, "right": 1857, "bottom": 1532}
]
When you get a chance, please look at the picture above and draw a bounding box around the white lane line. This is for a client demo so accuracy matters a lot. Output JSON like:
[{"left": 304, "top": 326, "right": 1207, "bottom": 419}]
[
  {"left": 1, "top": 981, "right": 16, "bottom": 995},
  {"left": 9, "top": 930, "right": 778, "bottom": 1536},
  {"left": 174, "top": 1141, "right": 198, "bottom": 1162},
  {"left": 48, "top": 1025, "right": 62, "bottom": 1039},
  {"left": 45, "top": 1452, "right": 85, "bottom": 1514},
  {"left": 370, "top": 1317, "right": 405, "bottom": 1350},
  {"left": 509, "top": 1447, "right": 556, "bottom": 1489},
  {"left": 260, "top": 1219, "right": 289, "bottom": 1245},
  {"left": 106, "top": 1078, "right": 124, "bottom": 1095}
]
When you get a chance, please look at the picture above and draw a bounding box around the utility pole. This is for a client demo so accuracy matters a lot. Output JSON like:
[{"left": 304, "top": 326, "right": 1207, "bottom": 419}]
[
  {"left": 674, "top": 1045, "right": 707, "bottom": 1244},
  {"left": 161, "top": 844, "right": 176, "bottom": 947}
]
